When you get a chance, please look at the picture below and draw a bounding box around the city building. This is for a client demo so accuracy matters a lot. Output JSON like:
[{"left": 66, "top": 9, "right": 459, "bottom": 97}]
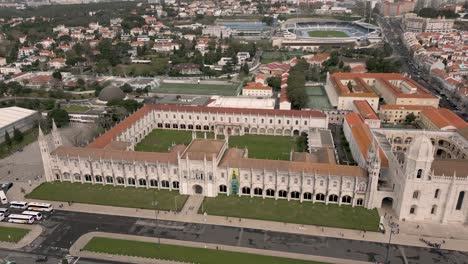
[
  {"left": 379, "top": 1, "right": 415, "bottom": 17},
  {"left": 403, "top": 14, "right": 455, "bottom": 33},
  {"left": 0, "top": 107, "right": 39, "bottom": 143},
  {"left": 419, "top": 108, "right": 468, "bottom": 131},
  {"left": 242, "top": 83, "right": 273, "bottom": 97},
  {"left": 379, "top": 104, "right": 434, "bottom": 124},
  {"left": 325, "top": 73, "right": 439, "bottom": 111}
]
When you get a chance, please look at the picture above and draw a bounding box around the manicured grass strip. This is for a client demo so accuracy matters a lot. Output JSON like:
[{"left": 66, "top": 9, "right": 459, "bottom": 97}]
[
  {"left": 135, "top": 129, "right": 217, "bottom": 152},
  {"left": 62, "top": 105, "right": 90, "bottom": 113},
  {"left": 0, "top": 226, "right": 30, "bottom": 243},
  {"left": 156, "top": 82, "right": 239, "bottom": 96},
  {"left": 201, "top": 196, "right": 379, "bottom": 231},
  {"left": 84, "top": 237, "right": 326, "bottom": 264},
  {"left": 26, "top": 182, "right": 187, "bottom": 211},
  {"left": 229, "top": 135, "right": 305, "bottom": 160},
  {"left": 307, "top": 30, "right": 349, "bottom": 38}
]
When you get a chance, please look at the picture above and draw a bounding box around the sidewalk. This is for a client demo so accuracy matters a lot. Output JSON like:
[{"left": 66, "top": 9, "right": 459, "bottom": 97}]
[
  {"left": 0, "top": 222, "right": 43, "bottom": 250},
  {"left": 71, "top": 231, "right": 370, "bottom": 264},
  {"left": 10, "top": 182, "right": 468, "bottom": 253}
]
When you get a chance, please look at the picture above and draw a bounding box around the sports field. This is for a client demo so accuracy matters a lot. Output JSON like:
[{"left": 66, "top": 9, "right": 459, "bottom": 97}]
[
  {"left": 307, "top": 30, "right": 349, "bottom": 38},
  {"left": 305, "top": 86, "right": 332, "bottom": 110},
  {"left": 155, "top": 82, "right": 239, "bottom": 96}
]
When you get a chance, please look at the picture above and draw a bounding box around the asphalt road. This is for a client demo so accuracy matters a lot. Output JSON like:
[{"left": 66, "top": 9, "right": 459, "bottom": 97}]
[{"left": 8, "top": 210, "right": 467, "bottom": 264}]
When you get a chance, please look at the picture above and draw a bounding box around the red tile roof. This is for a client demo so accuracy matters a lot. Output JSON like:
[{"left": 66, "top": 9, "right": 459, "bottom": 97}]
[
  {"left": 353, "top": 100, "right": 378, "bottom": 120},
  {"left": 421, "top": 108, "right": 467, "bottom": 130}
]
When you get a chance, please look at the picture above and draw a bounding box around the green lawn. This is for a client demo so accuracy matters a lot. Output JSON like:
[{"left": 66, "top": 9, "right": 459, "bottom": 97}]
[
  {"left": 305, "top": 86, "right": 332, "bottom": 110},
  {"left": 84, "top": 237, "right": 326, "bottom": 264},
  {"left": 229, "top": 135, "right": 306, "bottom": 160},
  {"left": 200, "top": 196, "right": 379, "bottom": 231},
  {"left": 0, "top": 227, "right": 30, "bottom": 243},
  {"left": 135, "top": 129, "right": 219, "bottom": 152},
  {"left": 62, "top": 105, "right": 90, "bottom": 113},
  {"left": 26, "top": 182, "right": 188, "bottom": 211},
  {"left": 307, "top": 31, "right": 349, "bottom": 38},
  {"left": 155, "top": 82, "right": 239, "bottom": 96}
]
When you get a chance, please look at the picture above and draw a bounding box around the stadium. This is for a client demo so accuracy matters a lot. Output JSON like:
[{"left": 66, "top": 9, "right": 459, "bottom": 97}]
[{"left": 275, "top": 18, "right": 382, "bottom": 49}]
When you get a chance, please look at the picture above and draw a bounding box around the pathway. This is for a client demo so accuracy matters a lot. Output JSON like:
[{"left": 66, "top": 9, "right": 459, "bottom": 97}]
[
  {"left": 180, "top": 195, "right": 204, "bottom": 216},
  {"left": 70, "top": 231, "right": 370, "bottom": 264}
]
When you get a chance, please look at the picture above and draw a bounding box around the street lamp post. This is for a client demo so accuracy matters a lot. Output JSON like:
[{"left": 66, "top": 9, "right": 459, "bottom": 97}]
[{"left": 384, "top": 222, "right": 399, "bottom": 264}]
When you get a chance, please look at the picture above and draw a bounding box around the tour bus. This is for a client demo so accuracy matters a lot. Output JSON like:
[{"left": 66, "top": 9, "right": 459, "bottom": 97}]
[
  {"left": 21, "top": 211, "right": 42, "bottom": 221},
  {"left": 27, "top": 202, "right": 53, "bottom": 212},
  {"left": 7, "top": 214, "right": 34, "bottom": 224},
  {"left": 9, "top": 201, "right": 28, "bottom": 210},
  {"left": 0, "top": 190, "right": 8, "bottom": 204}
]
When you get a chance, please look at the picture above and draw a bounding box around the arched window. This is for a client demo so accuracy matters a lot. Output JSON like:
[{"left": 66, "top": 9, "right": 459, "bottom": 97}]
[
  {"left": 162, "top": 180, "right": 169, "bottom": 188},
  {"left": 172, "top": 181, "right": 179, "bottom": 189},
  {"left": 431, "top": 205, "right": 437, "bottom": 215},
  {"left": 105, "top": 176, "right": 113, "bottom": 183},
  {"left": 290, "top": 191, "right": 300, "bottom": 199},
  {"left": 456, "top": 191, "right": 465, "bottom": 210},
  {"left": 95, "top": 175, "right": 103, "bottom": 183},
  {"left": 278, "top": 190, "right": 287, "bottom": 198},
  {"left": 410, "top": 205, "right": 417, "bottom": 214},
  {"left": 329, "top": 194, "right": 338, "bottom": 202},
  {"left": 254, "top": 188, "right": 262, "bottom": 195},
  {"left": 356, "top": 198, "right": 364, "bottom": 206},
  {"left": 138, "top": 178, "right": 147, "bottom": 186},
  {"left": 116, "top": 177, "right": 125, "bottom": 184},
  {"left": 84, "top": 174, "right": 92, "bottom": 182},
  {"left": 303, "top": 192, "right": 312, "bottom": 200},
  {"left": 316, "top": 193, "right": 325, "bottom": 201},
  {"left": 434, "top": 189, "right": 440, "bottom": 199},
  {"left": 219, "top": 185, "right": 227, "bottom": 193},
  {"left": 150, "top": 179, "right": 158, "bottom": 187},
  {"left": 413, "top": 191, "right": 420, "bottom": 199},
  {"left": 416, "top": 169, "right": 422, "bottom": 179},
  {"left": 128, "top": 178, "right": 135, "bottom": 185},
  {"left": 342, "top": 195, "right": 352, "bottom": 204},
  {"left": 241, "top": 187, "right": 250, "bottom": 194},
  {"left": 265, "top": 189, "right": 274, "bottom": 197}
]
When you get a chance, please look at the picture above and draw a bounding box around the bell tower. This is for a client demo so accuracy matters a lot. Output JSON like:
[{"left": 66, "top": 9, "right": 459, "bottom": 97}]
[
  {"left": 366, "top": 139, "right": 381, "bottom": 208},
  {"left": 51, "top": 119, "right": 62, "bottom": 148}
]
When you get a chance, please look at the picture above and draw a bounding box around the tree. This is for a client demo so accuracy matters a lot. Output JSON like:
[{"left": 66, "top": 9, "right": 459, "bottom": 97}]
[
  {"left": 52, "top": 71, "right": 62, "bottom": 80},
  {"left": 49, "top": 109, "right": 70, "bottom": 127},
  {"left": 405, "top": 113, "right": 416, "bottom": 124},
  {"left": 266, "top": 76, "right": 281, "bottom": 91},
  {"left": 13, "top": 128, "right": 23, "bottom": 142},
  {"left": 120, "top": 84, "right": 133, "bottom": 93},
  {"left": 4, "top": 131, "right": 12, "bottom": 148},
  {"left": 241, "top": 63, "right": 249, "bottom": 74}
]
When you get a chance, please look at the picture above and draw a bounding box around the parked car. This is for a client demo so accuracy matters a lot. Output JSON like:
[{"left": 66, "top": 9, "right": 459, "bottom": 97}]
[{"left": 0, "top": 182, "right": 13, "bottom": 190}]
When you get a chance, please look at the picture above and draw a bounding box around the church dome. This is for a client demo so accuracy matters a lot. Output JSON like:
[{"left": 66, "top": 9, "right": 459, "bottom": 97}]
[
  {"left": 406, "top": 135, "right": 434, "bottom": 160},
  {"left": 98, "top": 86, "right": 125, "bottom": 102}
]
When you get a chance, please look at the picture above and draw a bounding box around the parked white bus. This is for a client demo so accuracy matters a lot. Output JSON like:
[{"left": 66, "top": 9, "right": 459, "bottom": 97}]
[
  {"left": 9, "top": 201, "right": 28, "bottom": 209},
  {"left": 27, "top": 202, "right": 53, "bottom": 212},
  {"left": 21, "top": 211, "right": 42, "bottom": 221},
  {"left": 7, "top": 214, "right": 34, "bottom": 224},
  {"left": 0, "top": 190, "right": 8, "bottom": 204}
]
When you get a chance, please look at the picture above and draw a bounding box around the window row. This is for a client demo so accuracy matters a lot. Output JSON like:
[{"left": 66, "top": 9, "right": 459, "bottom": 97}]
[{"left": 156, "top": 113, "right": 309, "bottom": 126}]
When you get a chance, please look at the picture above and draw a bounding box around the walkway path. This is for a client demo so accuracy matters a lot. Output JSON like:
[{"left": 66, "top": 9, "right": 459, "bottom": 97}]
[
  {"left": 0, "top": 222, "right": 43, "bottom": 250},
  {"left": 9, "top": 182, "right": 468, "bottom": 253},
  {"left": 180, "top": 195, "right": 204, "bottom": 216},
  {"left": 71, "top": 231, "right": 370, "bottom": 264}
]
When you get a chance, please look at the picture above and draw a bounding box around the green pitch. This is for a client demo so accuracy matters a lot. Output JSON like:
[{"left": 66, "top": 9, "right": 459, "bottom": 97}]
[{"left": 307, "top": 30, "right": 349, "bottom": 38}]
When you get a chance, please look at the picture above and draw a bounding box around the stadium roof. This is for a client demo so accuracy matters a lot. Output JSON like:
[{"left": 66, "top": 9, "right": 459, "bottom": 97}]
[{"left": 0, "top": 107, "right": 37, "bottom": 129}]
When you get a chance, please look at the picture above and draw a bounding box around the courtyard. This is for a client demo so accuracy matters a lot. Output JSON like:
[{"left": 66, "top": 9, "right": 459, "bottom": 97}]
[
  {"left": 135, "top": 130, "right": 307, "bottom": 160},
  {"left": 229, "top": 135, "right": 307, "bottom": 160},
  {"left": 26, "top": 182, "right": 188, "bottom": 211},
  {"left": 200, "top": 195, "right": 379, "bottom": 231},
  {"left": 307, "top": 30, "right": 349, "bottom": 38},
  {"left": 134, "top": 129, "right": 222, "bottom": 152},
  {"left": 84, "top": 237, "right": 325, "bottom": 264},
  {"left": 305, "top": 86, "right": 332, "bottom": 110}
]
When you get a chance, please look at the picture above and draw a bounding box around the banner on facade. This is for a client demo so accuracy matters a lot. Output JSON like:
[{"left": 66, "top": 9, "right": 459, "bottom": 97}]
[{"left": 228, "top": 168, "right": 239, "bottom": 195}]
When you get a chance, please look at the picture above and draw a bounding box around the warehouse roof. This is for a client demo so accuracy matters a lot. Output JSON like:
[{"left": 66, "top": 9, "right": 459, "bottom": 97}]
[{"left": 0, "top": 107, "right": 37, "bottom": 129}]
